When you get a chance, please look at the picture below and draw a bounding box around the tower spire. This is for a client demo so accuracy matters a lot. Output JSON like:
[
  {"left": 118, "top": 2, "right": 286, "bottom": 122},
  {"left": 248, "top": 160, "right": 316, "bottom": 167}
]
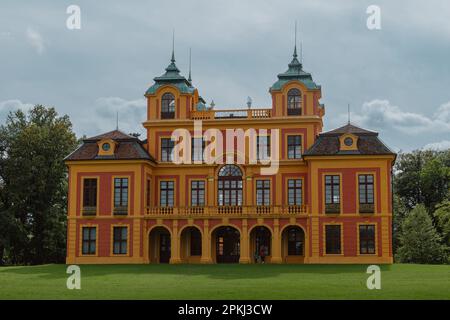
[
  {"left": 293, "top": 20, "right": 298, "bottom": 59},
  {"left": 171, "top": 29, "right": 175, "bottom": 63},
  {"left": 347, "top": 103, "right": 351, "bottom": 124},
  {"left": 188, "top": 47, "right": 192, "bottom": 83}
]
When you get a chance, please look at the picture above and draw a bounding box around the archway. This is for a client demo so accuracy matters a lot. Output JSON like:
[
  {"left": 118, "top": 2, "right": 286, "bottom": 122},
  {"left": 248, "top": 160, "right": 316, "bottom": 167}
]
[
  {"left": 180, "top": 226, "right": 202, "bottom": 263},
  {"left": 148, "top": 226, "right": 171, "bottom": 263},
  {"left": 281, "top": 226, "right": 305, "bottom": 263},
  {"left": 250, "top": 226, "right": 272, "bottom": 264},
  {"left": 212, "top": 226, "right": 240, "bottom": 263}
]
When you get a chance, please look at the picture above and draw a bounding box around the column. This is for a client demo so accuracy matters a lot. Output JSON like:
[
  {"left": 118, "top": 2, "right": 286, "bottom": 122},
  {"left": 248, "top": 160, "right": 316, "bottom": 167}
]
[
  {"left": 66, "top": 218, "right": 77, "bottom": 264},
  {"left": 200, "top": 219, "right": 213, "bottom": 263},
  {"left": 239, "top": 219, "right": 250, "bottom": 263},
  {"left": 271, "top": 218, "right": 282, "bottom": 263},
  {"left": 170, "top": 220, "right": 182, "bottom": 264}
]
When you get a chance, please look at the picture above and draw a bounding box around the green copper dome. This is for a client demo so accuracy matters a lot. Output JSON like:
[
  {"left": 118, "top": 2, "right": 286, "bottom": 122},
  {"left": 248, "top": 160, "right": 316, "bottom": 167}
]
[
  {"left": 145, "top": 50, "right": 195, "bottom": 95},
  {"left": 270, "top": 46, "right": 320, "bottom": 92}
]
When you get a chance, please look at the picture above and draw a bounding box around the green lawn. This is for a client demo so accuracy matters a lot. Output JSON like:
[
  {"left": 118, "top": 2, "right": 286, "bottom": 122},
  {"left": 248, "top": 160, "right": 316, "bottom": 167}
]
[{"left": 0, "top": 264, "right": 449, "bottom": 299}]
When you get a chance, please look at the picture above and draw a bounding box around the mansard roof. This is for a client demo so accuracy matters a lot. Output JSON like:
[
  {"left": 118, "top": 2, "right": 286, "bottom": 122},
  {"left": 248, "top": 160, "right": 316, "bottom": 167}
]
[
  {"left": 65, "top": 130, "right": 154, "bottom": 162},
  {"left": 304, "top": 123, "right": 395, "bottom": 157}
]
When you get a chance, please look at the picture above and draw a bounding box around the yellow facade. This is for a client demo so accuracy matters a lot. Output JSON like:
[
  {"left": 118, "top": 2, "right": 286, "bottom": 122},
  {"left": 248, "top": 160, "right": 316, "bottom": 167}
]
[{"left": 65, "top": 46, "right": 395, "bottom": 264}]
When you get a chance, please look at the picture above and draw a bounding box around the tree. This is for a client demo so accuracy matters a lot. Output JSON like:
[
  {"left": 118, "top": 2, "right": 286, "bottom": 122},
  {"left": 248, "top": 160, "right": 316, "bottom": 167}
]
[
  {"left": 392, "top": 194, "right": 409, "bottom": 256},
  {"left": 397, "top": 204, "right": 447, "bottom": 264},
  {"left": 434, "top": 200, "right": 450, "bottom": 248},
  {"left": 394, "top": 150, "right": 448, "bottom": 212},
  {"left": 0, "top": 105, "right": 77, "bottom": 264}
]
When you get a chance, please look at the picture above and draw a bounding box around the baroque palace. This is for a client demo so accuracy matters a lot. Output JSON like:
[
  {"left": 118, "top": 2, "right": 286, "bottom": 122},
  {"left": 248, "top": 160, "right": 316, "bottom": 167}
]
[{"left": 65, "top": 43, "right": 395, "bottom": 264}]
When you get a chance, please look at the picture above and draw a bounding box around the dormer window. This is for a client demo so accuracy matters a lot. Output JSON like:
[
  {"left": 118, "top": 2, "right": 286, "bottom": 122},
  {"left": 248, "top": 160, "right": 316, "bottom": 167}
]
[
  {"left": 287, "top": 88, "right": 301, "bottom": 116},
  {"left": 339, "top": 133, "right": 358, "bottom": 151},
  {"left": 97, "top": 139, "right": 116, "bottom": 157},
  {"left": 161, "top": 93, "right": 175, "bottom": 119}
]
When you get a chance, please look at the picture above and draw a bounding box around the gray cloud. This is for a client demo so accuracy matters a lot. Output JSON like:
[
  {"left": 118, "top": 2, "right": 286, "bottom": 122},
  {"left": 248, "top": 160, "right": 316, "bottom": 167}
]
[
  {"left": 0, "top": 0, "right": 449, "bottom": 152},
  {"left": 333, "top": 100, "right": 450, "bottom": 134},
  {"left": 0, "top": 99, "right": 33, "bottom": 122},
  {"left": 423, "top": 140, "right": 450, "bottom": 151}
]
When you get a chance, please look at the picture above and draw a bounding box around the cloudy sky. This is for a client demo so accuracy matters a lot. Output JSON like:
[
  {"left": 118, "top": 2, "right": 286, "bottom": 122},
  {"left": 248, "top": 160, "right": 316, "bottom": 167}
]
[{"left": 0, "top": 0, "right": 449, "bottom": 152}]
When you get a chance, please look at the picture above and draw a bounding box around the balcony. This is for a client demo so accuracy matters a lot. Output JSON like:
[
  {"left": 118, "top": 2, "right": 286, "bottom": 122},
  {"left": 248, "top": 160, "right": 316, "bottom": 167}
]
[
  {"left": 145, "top": 205, "right": 308, "bottom": 218},
  {"left": 190, "top": 108, "right": 272, "bottom": 120}
]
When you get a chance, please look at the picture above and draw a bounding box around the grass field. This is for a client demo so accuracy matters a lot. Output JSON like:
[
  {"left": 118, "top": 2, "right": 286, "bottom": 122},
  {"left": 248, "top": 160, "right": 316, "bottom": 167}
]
[{"left": 0, "top": 264, "right": 449, "bottom": 299}]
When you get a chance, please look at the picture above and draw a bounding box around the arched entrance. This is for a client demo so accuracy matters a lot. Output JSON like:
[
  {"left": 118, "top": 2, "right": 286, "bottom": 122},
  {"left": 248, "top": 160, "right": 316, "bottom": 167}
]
[
  {"left": 281, "top": 226, "right": 305, "bottom": 263},
  {"left": 218, "top": 165, "right": 243, "bottom": 206},
  {"left": 250, "top": 226, "right": 272, "bottom": 263},
  {"left": 180, "top": 226, "right": 202, "bottom": 263},
  {"left": 212, "top": 226, "right": 240, "bottom": 263},
  {"left": 149, "top": 226, "right": 171, "bottom": 263}
]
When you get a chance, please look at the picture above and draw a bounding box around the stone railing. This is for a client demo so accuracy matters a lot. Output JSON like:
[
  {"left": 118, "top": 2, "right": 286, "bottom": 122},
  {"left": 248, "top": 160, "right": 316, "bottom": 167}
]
[
  {"left": 145, "top": 205, "right": 308, "bottom": 217},
  {"left": 190, "top": 108, "right": 271, "bottom": 120}
]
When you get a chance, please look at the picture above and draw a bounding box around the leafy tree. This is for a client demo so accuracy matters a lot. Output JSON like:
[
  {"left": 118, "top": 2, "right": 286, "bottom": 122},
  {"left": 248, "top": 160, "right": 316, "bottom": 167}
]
[
  {"left": 394, "top": 150, "right": 448, "bottom": 212},
  {"left": 434, "top": 200, "right": 450, "bottom": 247},
  {"left": 0, "top": 105, "right": 77, "bottom": 264},
  {"left": 392, "top": 194, "right": 409, "bottom": 256},
  {"left": 397, "top": 204, "right": 447, "bottom": 264}
]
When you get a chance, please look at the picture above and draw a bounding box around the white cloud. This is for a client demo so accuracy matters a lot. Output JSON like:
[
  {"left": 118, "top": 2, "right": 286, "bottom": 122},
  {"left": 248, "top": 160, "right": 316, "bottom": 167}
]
[
  {"left": 422, "top": 140, "right": 450, "bottom": 151},
  {"left": 26, "top": 27, "right": 45, "bottom": 54},
  {"left": 0, "top": 99, "right": 34, "bottom": 123},
  {"left": 76, "top": 97, "right": 147, "bottom": 138},
  {"left": 334, "top": 100, "right": 450, "bottom": 135}
]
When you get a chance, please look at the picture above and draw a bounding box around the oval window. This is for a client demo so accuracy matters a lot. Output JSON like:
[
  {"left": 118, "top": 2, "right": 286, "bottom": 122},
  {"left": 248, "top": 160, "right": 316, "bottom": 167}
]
[
  {"left": 344, "top": 137, "right": 353, "bottom": 146},
  {"left": 102, "top": 143, "right": 111, "bottom": 151}
]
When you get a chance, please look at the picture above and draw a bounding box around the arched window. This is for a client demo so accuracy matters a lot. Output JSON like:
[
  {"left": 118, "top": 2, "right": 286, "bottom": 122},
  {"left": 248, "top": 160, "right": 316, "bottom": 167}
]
[
  {"left": 287, "top": 88, "right": 301, "bottom": 116},
  {"left": 161, "top": 93, "right": 175, "bottom": 119},
  {"left": 218, "top": 165, "right": 243, "bottom": 206}
]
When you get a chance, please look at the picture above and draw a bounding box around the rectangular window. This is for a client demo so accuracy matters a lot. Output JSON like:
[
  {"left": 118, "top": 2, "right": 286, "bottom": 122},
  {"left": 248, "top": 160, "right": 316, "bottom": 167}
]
[
  {"left": 287, "top": 135, "right": 302, "bottom": 159},
  {"left": 359, "top": 225, "right": 376, "bottom": 254},
  {"left": 113, "top": 226, "right": 128, "bottom": 255},
  {"left": 82, "top": 178, "right": 97, "bottom": 215},
  {"left": 161, "top": 138, "right": 174, "bottom": 162},
  {"left": 325, "top": 225, "right": 341, "bottom": 254},
  {"left": 287, "top": 179, "right": 302, "bottom": 205},
  {"left": 191, "top": 180, "right": 205, "bottom": 206},
  {"left": 256, "top": 180, "right": 270, "bottom": 206},
  {"left": 191, "top": 138, "right": 205, "bottom": 162},
  {"left": 160, "top": 181, "right": 174, "bottom": 207},
  {"left": 114, "top": 178, "right": 128, "bottom": 215},
  {"left": 82, "top": 227, "right": 96, "bottom": 255},
  {"left": 257, "top": 136, "right": 270, "bottom": 160},
  {"left": 359, "top": 174, "right": 375, "bottom": 213},
  {"left": 325, "top": 175, "right": 340, "bottom": 213},
  {"left": 146, "top": 179, "right": 151, "bottom": 208}
]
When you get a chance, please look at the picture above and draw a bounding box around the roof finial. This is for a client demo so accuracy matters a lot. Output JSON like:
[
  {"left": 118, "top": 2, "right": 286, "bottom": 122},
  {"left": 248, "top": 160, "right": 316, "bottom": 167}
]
[
  {"left": 293, "top": 20, "right": 298, "bottom": 59},
  {"left": 188, "top": 47, "right": 192, "bottom": 83},
  {"left": 116, "top": 110, "right": 119, "bottom": 130},
  {"left": 300, "top": 41, "right": 303, "bottom": 64},
  {"left": 171, "top": 29, "right": 175, "bottom": 63},
  {"left": 347, "top": 103, "right": 351, "bottom": 124}
]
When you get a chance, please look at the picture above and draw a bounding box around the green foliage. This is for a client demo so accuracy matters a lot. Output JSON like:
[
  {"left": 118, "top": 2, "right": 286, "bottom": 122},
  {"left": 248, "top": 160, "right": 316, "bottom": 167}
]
[
  {"left": 394, "top": 150, "right": 449, "bottom": 212},
  {"left": 434, "top": 200, "right": 450, "bottom": 247},
  {"left": 0, "top": 105, "right": 77, "bottom": 264},
  {"left": 397, "top": 204, "right": 447, "bottom": 264}
]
